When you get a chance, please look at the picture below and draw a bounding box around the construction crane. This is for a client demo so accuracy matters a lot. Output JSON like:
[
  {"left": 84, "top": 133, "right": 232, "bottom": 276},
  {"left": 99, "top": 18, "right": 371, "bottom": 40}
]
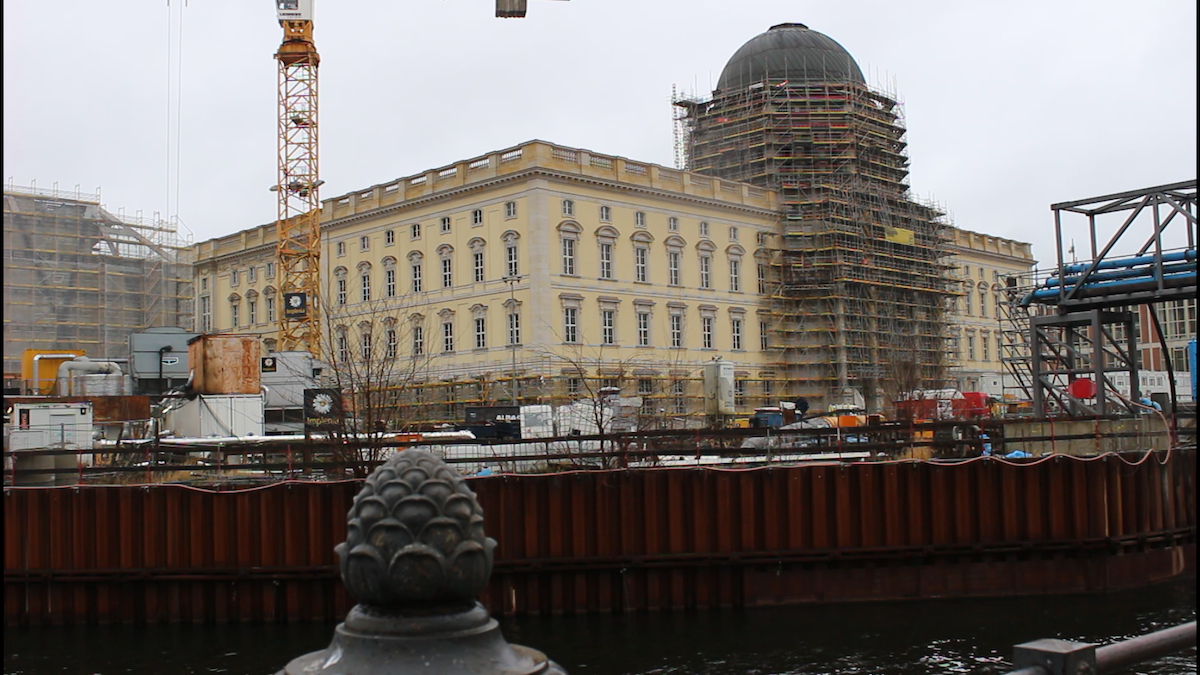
[{"left": 272, "top": 0, "right": 322, "bottom": 357}]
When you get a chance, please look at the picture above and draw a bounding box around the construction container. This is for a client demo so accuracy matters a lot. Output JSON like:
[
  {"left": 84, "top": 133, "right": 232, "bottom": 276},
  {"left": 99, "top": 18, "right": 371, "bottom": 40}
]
[
  {"left": 164, "top": 394, "right": 264, "bottom": 438},
  {"left": 187, "top": 334, "right": 261, "bottom": 395}
]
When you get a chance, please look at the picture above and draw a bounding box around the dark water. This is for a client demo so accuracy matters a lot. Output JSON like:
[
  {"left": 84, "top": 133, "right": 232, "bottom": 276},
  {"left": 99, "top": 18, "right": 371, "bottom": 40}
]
[{"left": 5, "top": 577, "right": 1194, "bottom": 675}]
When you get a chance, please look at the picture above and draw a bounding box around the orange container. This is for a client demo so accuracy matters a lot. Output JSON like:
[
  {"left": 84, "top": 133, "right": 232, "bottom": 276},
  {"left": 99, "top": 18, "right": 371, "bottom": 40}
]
[{"left": 187, "top": 334, "right": 261, "bottom": 395}]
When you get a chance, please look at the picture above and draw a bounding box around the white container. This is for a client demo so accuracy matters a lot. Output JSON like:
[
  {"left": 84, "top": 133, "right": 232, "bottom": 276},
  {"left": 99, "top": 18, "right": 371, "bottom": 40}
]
[{"left": 165, "top": 394, "right": 264, "bottom": 438}]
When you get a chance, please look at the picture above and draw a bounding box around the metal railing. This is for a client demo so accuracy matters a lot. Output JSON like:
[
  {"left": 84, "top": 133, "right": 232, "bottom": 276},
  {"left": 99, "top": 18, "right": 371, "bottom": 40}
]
[{"left": 1006, "top": 621, "right": 1196, "bottom": 675}]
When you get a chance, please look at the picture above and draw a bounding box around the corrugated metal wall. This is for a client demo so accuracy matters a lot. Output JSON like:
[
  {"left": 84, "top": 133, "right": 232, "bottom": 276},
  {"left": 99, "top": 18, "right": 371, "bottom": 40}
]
[{"left": 5, "top": 450, "right": 1195, "bottom": 624}]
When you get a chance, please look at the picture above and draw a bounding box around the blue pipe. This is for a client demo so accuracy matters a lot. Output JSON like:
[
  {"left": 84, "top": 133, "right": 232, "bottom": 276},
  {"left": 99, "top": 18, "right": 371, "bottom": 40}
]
[
  {"left": 1023, "top": 270, "right": 1197, "bottom": 304},
  {"left": 1046, "top": 261, "right": 1197, "bottom": 287},
  {"left": 1059, "top": 249, "right": 1195, "bottom": 275}
]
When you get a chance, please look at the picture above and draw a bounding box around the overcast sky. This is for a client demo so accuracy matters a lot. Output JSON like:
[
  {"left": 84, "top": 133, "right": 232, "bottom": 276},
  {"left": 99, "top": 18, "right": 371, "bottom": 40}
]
[{"left": 4, "top": 0, "right": 1196, "bottom": 265}]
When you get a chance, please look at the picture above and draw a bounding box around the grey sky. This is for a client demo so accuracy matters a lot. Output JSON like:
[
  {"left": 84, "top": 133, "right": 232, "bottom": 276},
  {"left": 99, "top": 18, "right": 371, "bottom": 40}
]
[{"left": 4, "top": 0, "right": 1196, "bottom": 265}]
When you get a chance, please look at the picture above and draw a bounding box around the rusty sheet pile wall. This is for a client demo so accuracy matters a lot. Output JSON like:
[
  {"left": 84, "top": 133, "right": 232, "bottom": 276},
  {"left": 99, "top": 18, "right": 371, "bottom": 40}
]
[{"left": 5, "top": 451, "right": 1195, "bottom": 625}]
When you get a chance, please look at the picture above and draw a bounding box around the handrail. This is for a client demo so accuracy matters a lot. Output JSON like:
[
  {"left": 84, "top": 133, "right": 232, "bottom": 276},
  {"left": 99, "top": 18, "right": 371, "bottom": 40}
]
[{"left": 1005, "top": 621, "right": 1196, "bottom": 674}]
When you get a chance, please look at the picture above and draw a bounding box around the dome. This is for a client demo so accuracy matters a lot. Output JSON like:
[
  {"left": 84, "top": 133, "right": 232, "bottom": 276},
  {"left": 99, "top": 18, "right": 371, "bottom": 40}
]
[{"left": 716, "top": 23, "right": 865, "bottom": 91}]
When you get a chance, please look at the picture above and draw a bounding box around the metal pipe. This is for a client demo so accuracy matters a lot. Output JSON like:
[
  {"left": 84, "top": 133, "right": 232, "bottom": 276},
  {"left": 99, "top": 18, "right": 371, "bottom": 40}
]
[
  {"left": 29, "top": 352, "right": 82, "bottom": 394},
  {"left": 1095, "top": 621, "right": 1196, "bottom": 673},
  {"left": 96, "top": 429, "right": 477, "bottom": 448},
  {"left": 55, "top": 357, "right": 124, "bottom": 395}
]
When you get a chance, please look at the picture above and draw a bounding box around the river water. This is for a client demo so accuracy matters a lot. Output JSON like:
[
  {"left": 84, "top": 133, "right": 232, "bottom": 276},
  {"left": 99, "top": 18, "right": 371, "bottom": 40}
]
[{"left": 4, "top": 577, "right": 1194, "bottom": 674}]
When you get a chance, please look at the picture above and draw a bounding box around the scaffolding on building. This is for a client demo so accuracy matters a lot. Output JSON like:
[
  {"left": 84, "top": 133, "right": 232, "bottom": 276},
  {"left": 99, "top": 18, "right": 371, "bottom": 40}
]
[
  {"left": 678, "top": 77, "right": 956, "bottom": 412},
  {"left": 2, "top": 183, "right": 194, "bottom": 379}
]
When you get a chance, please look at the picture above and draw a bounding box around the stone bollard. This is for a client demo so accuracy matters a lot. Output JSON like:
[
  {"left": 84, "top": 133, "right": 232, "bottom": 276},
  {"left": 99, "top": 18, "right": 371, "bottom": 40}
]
[{"left": 279, "top": 449, "right": 566, "bottom": 674}]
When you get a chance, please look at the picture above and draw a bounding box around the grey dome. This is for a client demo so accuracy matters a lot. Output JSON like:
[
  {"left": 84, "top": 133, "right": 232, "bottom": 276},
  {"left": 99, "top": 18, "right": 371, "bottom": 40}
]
[{"left": 716, "top": 23, "right": 865, "bottom": 91}]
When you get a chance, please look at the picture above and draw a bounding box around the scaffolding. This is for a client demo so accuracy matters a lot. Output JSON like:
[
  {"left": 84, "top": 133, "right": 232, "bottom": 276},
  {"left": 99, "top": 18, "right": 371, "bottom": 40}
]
[
  {"left": 679, "top": 78, "right": 956, "bottom": 412},
  {"left": 2, "top": 184, "right": 194, "bottom": 379}
]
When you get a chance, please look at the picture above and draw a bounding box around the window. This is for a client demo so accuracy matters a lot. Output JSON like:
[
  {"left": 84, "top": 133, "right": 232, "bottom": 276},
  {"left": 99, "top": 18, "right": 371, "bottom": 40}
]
[
  {"left": 337, "top": 333, "right": 350, "bottom": 363},
  {"left": 266, "top": 263, "right": 275, "bottom": 279},
  {"left": 508, "top": 310, "right": 521, "bottom": 345},
  {"left": 200, "top": 276, "right": 208, "bottom": 292},
  {"left": 599, "top": 242, "right": 613, "bottom": 279},
  {"left": 967, "top": 335, "right": 976, "bottom": 361},
  {"left": 506, "top": 242, "right": 519, "bottom": 277},
  {"left": 963, "top": 265, "right": 970, "bottom": 278},
  {"left": 386, "top": 328, "right": 398, "bottom": 358},
  {"left": 266, "top": 295, "right": 276, "bottom": 323},
  {"left": 248, "top": 298, "right": 258, "bottom": 325},
  {"left": 567, "top": 378, "right": 582, "bottom": 397},
  {"left": 472, "top": 209, "right": 483, "bottom": 226},
  {"left": 360, "top": 235, "right": 370, "bottom": 252},
  {"left": 473, "top": 251, "right": 485, "bottom": 283},
  {"left": 729, "top": 258, "right": 741, "bottom": 291},
  {"left": 336, "top": 241, "right": 346, "bottom": 257},
  {"left": 442, "top": 320, "right": 455, "bottom": 353},
  {"left": 337, "top": 278, "right": 347, "bottom": 305},
  {"left": 385, "top": 229, "right": 395, "bottom": 246},
  {"left": 965, "top": 288, "right": 973, "bottom": 314},
  {"left": 505, "top": 201, "right": 517, "bottom": 219},
  {"left": 699, "top": 221, "right": 709, "bottom": 237},
  {"left": 361, "top": 271, "right": 371, "bottom": 302},
  {"left": 637, "top": 311, "right": 650, "bottom": 346},
  {"left": 386, "top": 268, "right": 396, "bottom": 297},
  {"left": 668, "top": 251, "right": 681, "bottom": 286},
  {"left": 200, "top": 296, "right": 212, "bottom": 332},
  {"left": 411, "top": 222, "right": 421, "bottom": 239},
  {"left": 731, "top": 318, "right": 743, "bottom": 350},
  {"left": 442, "top": 257, "right": 453, "bottom": 288},
  {"left": 668, "top": 216, "right": 679, "bottom": 232},
  {"left": 248, "top": 266, "right": 257, "bottom": 283},
  {"left": 757, "top": 263, "right": 768, "bottom": 294},
  {"left": 231, "top": 269, "right": 240, "bottom": 286},
  {"left": 561, "top": 237, "right": 576, "bottom": 275},
  {"left": 440, "top": 216, "right": 451, "bottom": 233},
  {"left": 413, "top": 325, "right": 425, "bottom": 356},
  {"left": 601, "top": 310, "right": 616, "bottom": 345},
  {"left": 729, "top": 226, "right": 738, "bottom": 241},
  {"left": 638, "top": 379, "right": 654, "bottom": 395},
  {"left": 996, "top": 335, "right": 1003, "bottom": 362},
  {"left": 760, "top": 321, "right": 769, "bottom": 350},
  {"left": 563, "top": 307, "right": 579, "bottom": 343},
  {"left": 672, "top": 380, "right": 686, "bottom": 414},
  {"left": 671, "top": 314, "right": 684, "bottom": 347},
  {"left": 635, "top": 211, "right": 646, "bottom": 227},
  {"left": 734, "top": 380, "right": 746, "bottom": 406},
  {"left": 635, "top": 246, "right": 648, "bottom": 283},
  {"left": 979, "top": 291, "right": 987, "bottom": 318},
  {"left": 599, "top": 205, "right": 611, "bottom": 222},
  {"left": 757, "top": 231, "right": 768, "bottom": 246},
  {"left": 475, "top": 317, "right": 487, "bottom": 349},
  {"left": 411, "top": 259, "right": 423, "bottom": 293},
  {"left": 562, "top": 199, "right": 574, "bottom": 217},
  {"left": 982, "top": 334, "right": 990, "bottom": 361},
  {"left": 702, "top": 316, "right": 714, "bottom": 349},
  {"left": 699, "top": 255, "right": 711, "bottom": 289},
  {"left": 361, "top": 332, "right": 373, "bottom": 360}
]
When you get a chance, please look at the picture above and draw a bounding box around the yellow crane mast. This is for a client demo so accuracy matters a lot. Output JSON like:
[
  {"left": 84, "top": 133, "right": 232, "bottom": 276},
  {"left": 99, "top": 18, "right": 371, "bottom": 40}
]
[{"left": 273, "top": 0, "right": 322, "bottom": 357}]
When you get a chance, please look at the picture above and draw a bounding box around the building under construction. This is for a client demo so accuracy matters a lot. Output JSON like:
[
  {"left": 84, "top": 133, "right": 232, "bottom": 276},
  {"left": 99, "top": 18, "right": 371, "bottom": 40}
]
[
  {"left": 678, "top": 23, "right": 956, "bottom": 411},
  {"left": 2, "top": 184, "right": 193, "bottom": 385}
]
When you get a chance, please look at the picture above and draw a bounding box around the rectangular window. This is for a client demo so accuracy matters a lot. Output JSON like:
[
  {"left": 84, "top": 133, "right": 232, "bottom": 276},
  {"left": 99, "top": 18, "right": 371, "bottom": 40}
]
[
  {"left": 562, "top": 199, "right": 574, "bottom": 217},
  {"left": 385, "top": 229, "right": 395, "bottom": 245},
  {"left": 230, "top": 302, "right": 240, "bottom": 328},
  {"left": 248, "top": 266, "right": 257, "bottom": 283},
  {"left": 386, "top": 329, "right": 398, "bottom": 358},
  {"left": 386, "top": 268, "right": 396, "bottom": 297},
  {"left": 635, "top": 211, "right": 646, "bottom": 227},
  {"left": 702, "top": 316, "right": 714, "bottom": 349},
  {"left": 729, "top": 259, "right": 741, "bottom": 291},
  {"left": 982, "top": 334, "right": 990, "bottom": 361},
  {"left": 599, "top": 242, "right": 613, "bottom": 279},
  {"left": 248, "top": 299, "right": 258, "bottom": 325},
  {"left": 337, "top": 278, "right": 347, "bottom": 305},
  {"left": 668, "top": 216, "right": 679, "bottom": 232},
  {"left": 506, "top": 244, "right": 519, "bottom": 277},
  {"left": 729, "top": 226, "right": 738, "bottom": 241},
  {"left": 508, "top": 311, "right": 521, "bottom": 345},
  {"left": 200, "top": 296, "right": 212, "bottom": 332},
  {"left": 635, "top": 246, "right": 648, "bottom": 282},
  {"left": 567, "top": 378, "right": 581, "bottom": 397},
  {"left": 979, "top": 291, "right": 988, "bottom": 318},
  {"left": 599, "top": 205, "right": 611, "bottom": 222},
  {"left": 360, "top": 235, "right": 370, "bottom": 252},
  {"left": 440, "top": 216, "right": 451, "bottom": 233},
  {"left": 601, "top": 309, "right": 615, "bottom": 345},
  {"left": 505, "top": 201, "right": 517, "bottom": 218},
  {"left": 266, "top": 263, "right": 275, "bottom": 279},
  {"left": 671, "top": 314, "right": 683, "bottom": 347},
  {"left": 967, "top": 335, "right": 976, "bottom": 361},
  {"left": 668, "top": 251, "right": 681, "bottom": 286},
  {"left": 411, "top": 223, "right": 421, "bottom": 239},
  {"left": 443, "top": 321, "right": 455, "bottom": 353},
  {"left": 201, "top": 276, "right": 208, "bottom": 291},
  {"left": 699, "top": 221, "right": 709, "bottom": 237},
  {"left": 412, "top": 263, "right": 423, "bottom": 293},
  {"left": 336, "top": 242, "right": 346, "bottom": 257},
  {"left": 337, "top": 334, "right": 349, "bottom": 363},
  {"left": 472, "top": 209, "right": 483, "bottom": 225},
  {"left": 442, "top": 258, "right": 453, "bottom": 288},
  {"left": 561, "top": 238, "right": 576, "bottom": 275},
  {"left": 760, "top": 321, "right": 769, "bottom": 350},
  {"left": 564, "top": 307, "right": 578, "bottom": 343},
  {"left": 231, "top": 269, "right": 240, "bottom": 286},
  {"left": 475, "top": 317, "right": 487, "bottom": 349},
  {"left": 757, "top": 264, "right": 767, "bottom": 294},
  {"left": 672, "top": 380, "right": 686, "bottom": 414},
  {"left": 638, "top": 379, "right": 653, "bottom": 395},
  {"left": 731, "top": 318, "right": 743, "bottom": 350},
  {"left": 637, "top": 312, "right": 650, "bottom": 346},
  {"left": 413, "top": 325, "right": 424, "bottom": 356},
  {"left": 361, "top": 333, "right": 372, "bottom": 360},
  {"left": 734, "top": 380, "right": 746, "bottom": 406},
  {"left": 266, "top": 296, "right": 275, "bottom": 323},
  {"left": 361, "top": 273, "right": 371, "bottom": 302},
  {"left": 699, "top": 255, "right": 711, "bottom": 289},
  {"left": 474, "top": 251, "right": 485, "bottom": 283},
  {"left": 965, "top": 290, "right": 973, "bottom": 315},
  {"left": 996, "top": 335, "right": 1003, "bottom": 362}
]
